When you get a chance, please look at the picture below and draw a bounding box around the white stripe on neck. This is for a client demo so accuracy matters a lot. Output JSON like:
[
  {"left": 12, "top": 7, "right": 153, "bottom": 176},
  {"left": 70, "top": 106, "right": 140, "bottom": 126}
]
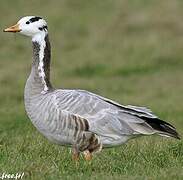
[{"left": 32, "top": 33, "right": 49, "bottom": 93}]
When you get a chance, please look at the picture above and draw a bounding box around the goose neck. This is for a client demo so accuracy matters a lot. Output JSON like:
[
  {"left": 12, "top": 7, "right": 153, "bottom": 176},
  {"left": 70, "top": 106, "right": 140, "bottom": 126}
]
[{"left": 31, "top": 33, "right": 52, "bottom": 93}]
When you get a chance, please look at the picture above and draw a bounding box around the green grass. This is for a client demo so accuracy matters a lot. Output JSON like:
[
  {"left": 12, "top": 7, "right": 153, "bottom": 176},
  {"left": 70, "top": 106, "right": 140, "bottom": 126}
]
[{"left": 0, "top": 0, "right": 183, "bottom": 179}]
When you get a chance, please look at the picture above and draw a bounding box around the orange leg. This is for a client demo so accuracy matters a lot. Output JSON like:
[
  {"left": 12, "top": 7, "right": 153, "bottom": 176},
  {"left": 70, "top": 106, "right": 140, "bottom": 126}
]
[
  {"left": 83, "top": 150, "right": 92, "bottom": 161},
  {"left": 72, "top": 147, "right": 80, "bottom": 161}
]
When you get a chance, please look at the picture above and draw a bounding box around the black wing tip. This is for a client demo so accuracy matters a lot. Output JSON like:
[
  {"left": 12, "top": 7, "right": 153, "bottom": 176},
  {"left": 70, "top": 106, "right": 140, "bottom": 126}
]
[
  {"left": 160, "top": 120, "right": 181, "bottom": 140},
  {"left": 159, "top": 132, "right": 181, "bottom": 140},
  {"left": 142, "top": 117, "right": 181, "bottom": 140},
  {"left": 159, "top": 121, "right": 180, "bottom": 140},
  {"left": 174, "top": 133, "right": 181, "bottom": 140},
  {"left": 167, "top": 131, "right": 181, "bottom": 140}
]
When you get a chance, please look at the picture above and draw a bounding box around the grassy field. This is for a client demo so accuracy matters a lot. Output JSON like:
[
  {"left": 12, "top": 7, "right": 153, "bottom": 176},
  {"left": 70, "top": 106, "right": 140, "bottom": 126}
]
[{"left": 0, "top": 0, "right": 183, "bottom": 179}]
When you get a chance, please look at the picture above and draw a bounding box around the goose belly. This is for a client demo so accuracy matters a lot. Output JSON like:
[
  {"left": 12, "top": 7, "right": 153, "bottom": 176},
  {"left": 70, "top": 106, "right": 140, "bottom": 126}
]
[{"left": 101, "top": 135, "right": 131, "bottom": 148}]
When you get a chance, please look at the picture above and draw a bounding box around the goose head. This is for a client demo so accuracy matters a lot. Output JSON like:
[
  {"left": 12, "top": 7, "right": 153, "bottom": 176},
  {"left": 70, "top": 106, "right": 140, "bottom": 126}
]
[{"left": 4, "top": 16, "right": 48, "bottom": 40}]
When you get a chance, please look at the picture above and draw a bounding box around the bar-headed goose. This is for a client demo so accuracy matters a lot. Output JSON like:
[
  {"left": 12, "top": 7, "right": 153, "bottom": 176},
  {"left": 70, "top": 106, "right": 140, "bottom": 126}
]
[{"left": 4, "top": 16, "right": 180, "bottom": 161}]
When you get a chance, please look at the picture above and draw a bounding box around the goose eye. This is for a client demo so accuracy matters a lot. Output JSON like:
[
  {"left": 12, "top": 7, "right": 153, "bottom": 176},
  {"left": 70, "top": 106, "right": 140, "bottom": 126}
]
[
  {"left": 26, "top": 21, "right": 30, "bottom": 25},
  {"left": 38, "top": 26, "right": 47, "bottom": 31},
  {"left": 38, "top": 27, "right": 43, "bottom": 31}
]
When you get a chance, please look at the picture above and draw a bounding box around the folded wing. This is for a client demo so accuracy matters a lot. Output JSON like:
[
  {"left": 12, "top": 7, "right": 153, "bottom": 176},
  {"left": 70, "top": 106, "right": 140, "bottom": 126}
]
[{"left": 53, "top": 89, "right": 180, "bottom": 143}]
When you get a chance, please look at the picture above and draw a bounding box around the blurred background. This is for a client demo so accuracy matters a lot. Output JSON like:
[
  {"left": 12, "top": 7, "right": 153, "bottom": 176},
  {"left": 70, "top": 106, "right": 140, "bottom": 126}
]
[{"left": 0, "top": 0, "right": 182, "bottom": 179}]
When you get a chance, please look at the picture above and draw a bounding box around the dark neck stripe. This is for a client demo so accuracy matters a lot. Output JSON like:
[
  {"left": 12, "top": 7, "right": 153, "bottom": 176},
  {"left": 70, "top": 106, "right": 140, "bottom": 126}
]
[{"left": 32, "top": 35, "right": 52, "bottom": 91}]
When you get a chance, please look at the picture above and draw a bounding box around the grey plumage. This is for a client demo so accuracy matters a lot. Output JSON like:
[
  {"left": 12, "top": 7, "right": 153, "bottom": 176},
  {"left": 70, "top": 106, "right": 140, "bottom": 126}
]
[
  {"left": 5, "top": 16, "right": 180, "bottom": 160},
  {"left": 24, "top": 34, "right": 179, "bottom": 154}
]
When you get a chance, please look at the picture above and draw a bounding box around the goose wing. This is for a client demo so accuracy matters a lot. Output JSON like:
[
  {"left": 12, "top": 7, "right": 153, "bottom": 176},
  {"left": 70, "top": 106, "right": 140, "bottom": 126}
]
[
  {"left": 53, "top": 89, "right": 160, "bottom": 138},
  {"left": 54, "top": 89, "right": 157, "bottom": 118}
]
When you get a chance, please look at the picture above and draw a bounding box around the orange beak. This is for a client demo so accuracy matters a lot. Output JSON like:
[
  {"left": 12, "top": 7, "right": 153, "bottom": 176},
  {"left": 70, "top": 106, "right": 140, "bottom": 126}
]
[{"left": 3, "top": 23, "right": 21, "bottom": 33}]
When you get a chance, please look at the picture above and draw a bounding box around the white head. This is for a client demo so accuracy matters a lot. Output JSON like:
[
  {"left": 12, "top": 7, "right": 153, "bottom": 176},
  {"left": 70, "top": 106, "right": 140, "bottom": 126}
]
[{"left": 4, "top": 16, "right": 48, "bottom": 41}]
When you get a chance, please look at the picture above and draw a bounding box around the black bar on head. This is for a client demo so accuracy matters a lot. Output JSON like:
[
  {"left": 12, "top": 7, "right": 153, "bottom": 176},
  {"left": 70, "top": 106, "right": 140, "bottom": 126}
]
[{"left": 30, "top": 17, "right": 42, "bottom": 23}]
